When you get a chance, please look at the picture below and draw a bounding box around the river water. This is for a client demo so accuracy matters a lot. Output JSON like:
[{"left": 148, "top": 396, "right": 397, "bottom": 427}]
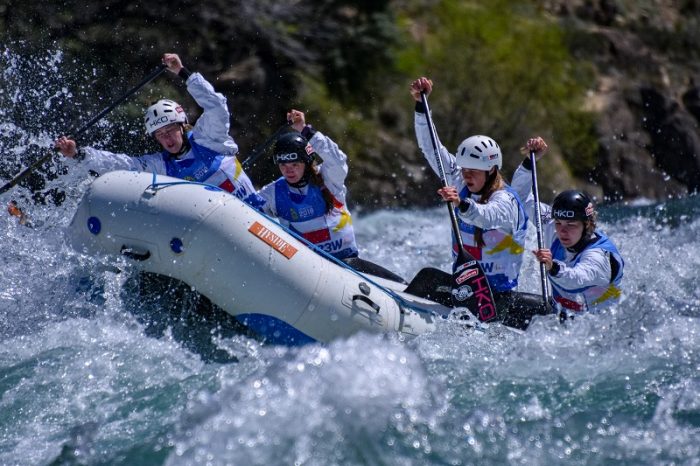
[{"left": 1, "top": 48, "right": 699, "bottom": 466}]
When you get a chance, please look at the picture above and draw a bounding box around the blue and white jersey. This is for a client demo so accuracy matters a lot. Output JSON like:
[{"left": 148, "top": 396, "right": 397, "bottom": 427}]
[
  {"left": 512, "top": 163, "right": 625, "bottom": 313},
  {"left": 73, "top": 72, "right": 257, "bottom": 203},
  {"left": 258, "top": 130, "right": 358, "bottom": 259},
  {"left": 549, "top": 232, "right": 624, "bottom": 313},
  {"left": 271, "top": 177, "right": 357, "bottom": 258},
  {"left": 453, "top": 185, "right": 528, "bottom": 292},
  {"left": 414, "top": 111, "right": 528, "bottom": 292}
]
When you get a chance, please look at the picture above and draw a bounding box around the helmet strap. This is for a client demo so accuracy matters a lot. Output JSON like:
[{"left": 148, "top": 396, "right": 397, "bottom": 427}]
[
  {"left": 287, "top": 165, "right": 312, "bottom": 188},
  {"left": 178, "top": 130, "right": 190, "bottom": 155},
  {"left": 474, "top": 167, "right": 498, "bottom": 196},
  {"left": 288, "top": 174, "right": 310, "bottom": 188},
  {"left": 163, "top": 125, "right": 189, "bottom": 158},
  {"left": 567, "top": 229, "right": 595, "bottom": 254}
]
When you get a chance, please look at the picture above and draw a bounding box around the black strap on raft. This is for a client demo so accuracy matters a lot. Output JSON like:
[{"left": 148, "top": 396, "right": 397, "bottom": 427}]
[{"left": 352, "top": 295, "right": 381, "bottom": 313}]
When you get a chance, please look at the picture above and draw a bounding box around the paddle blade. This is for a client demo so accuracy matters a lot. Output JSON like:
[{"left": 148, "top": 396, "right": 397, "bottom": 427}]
[
  {"left": 404, "top": 267, "right": 454, "bottom": 307},
  {"left": 451, "top": 253, "right": 498, "bottom": 322}
]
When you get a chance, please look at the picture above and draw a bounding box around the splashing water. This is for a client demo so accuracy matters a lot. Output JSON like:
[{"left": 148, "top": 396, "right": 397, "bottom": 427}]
[{"left": 1, "top": 47, "right": 699, "bottom": 466}]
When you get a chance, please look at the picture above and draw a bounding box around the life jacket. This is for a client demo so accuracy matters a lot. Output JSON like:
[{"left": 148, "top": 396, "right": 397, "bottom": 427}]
[
  {"left": 273, "top": 177, "right": 358, "bottom": 259},
  {"left": 452, "top": 185, "right": 528, "bottom": 292},
  {"left": 162, "top": 132, "right": 255, "bottom": 201},
  {"left": 550, "top": 231, "right": 624, "bottom": 313}
]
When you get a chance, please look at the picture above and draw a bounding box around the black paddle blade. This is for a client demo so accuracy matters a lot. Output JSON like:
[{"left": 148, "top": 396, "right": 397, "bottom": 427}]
[
  {"left": 451, "top": 252, "right": 498, "bottom": 322},
  {"left": 404, "top": 267, "right": 454, "bottom": 307},
  {"left": 404, "top": 258, "right": 498, "bottom": 323}
]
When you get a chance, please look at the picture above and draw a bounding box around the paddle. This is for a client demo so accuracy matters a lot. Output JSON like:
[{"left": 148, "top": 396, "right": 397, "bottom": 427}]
[
  {"left": 0, "top": 63, "right": 167, "bottom": 196},
  {"left": 419, "top": 91, "right": 498, "bottom": 322},
  {"left": 241, "top": 121, "right": 291, "bottom": 171},
  {"left": 529, "top": 149, "right": 551, "bottom": 309},
  {"left": 404, "top": 267, "right": 454, "bottom": 307}
]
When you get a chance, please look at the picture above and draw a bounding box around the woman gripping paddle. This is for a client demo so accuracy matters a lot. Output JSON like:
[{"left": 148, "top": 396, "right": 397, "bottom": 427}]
[
  {"left": 512, "top": 138, "right": 625, "bottom": 318},
  {"left": 410, "top": 77, "right": 547, "bottom": 329},
  {"left": 55, "top": 53, "right": 261, "bottom": 206}
]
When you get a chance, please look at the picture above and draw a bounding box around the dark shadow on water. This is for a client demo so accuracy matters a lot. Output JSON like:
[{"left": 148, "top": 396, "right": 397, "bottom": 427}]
[
  {"left": 122, "top": 272, "right": 258, "bottom": 363},
  {"left": 46, "top": 421, "right": 99, "bottom": 466}
]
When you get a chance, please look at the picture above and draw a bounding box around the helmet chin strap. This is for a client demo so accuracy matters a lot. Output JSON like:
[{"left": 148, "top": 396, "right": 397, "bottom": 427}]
[
  {"left": 474, "top": 167, "right": 497, "bottom": 196},
  {"left": 166, "top": 126, "right": 190, "bottom": 158},
  {"left": 568, "top": 231, "right": 595, "bottom": 253},
  {"left": 288, "top": 173, "right": 310, "bottom": 188}
]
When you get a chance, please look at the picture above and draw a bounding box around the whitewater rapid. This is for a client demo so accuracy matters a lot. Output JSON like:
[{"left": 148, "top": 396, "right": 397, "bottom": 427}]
[{"left": 1, "top": 47, "right": 698, "bottom": 466}]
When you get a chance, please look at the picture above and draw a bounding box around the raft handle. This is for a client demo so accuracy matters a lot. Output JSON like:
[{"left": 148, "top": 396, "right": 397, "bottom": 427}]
[
  {"left": 352, "top": 295, "right": 380, "bottom": 314},
  {"left": 120, "top": 245, "right": 151, "bottom": 261}
]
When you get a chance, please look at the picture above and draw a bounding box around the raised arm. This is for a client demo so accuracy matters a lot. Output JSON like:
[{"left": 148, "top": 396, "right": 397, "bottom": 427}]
[
  {"left": 288, "top": 109, "right": 350, "bottom": 204},
  {"left": 55, "top": 135, "right": 167, "bottom": 175},
  {"left": 166, "top": 53, "right": 238, "bottom": 156},
  {"left": 511, "top": 136, "right": 555, "bottom": 242},
  {"left": 410, "top": 77, "right": 463, "bottom": 188}
]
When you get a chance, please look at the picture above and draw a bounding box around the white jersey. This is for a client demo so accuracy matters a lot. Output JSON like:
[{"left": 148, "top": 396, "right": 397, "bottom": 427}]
[
  {"left": 414, "top": 111, "right": 527, "bottom": 291},
  {"left": 257, "top": 130, "right": 358, "bottom": 259},
  {"left": 67, "top": 73, "right": 256, "bottom": 201},
  {"left": 511, "top": 163, "right": 624, "bottom": 312},
  {"left": 258, "top": 131, "right": 350, "bottom": 212}
]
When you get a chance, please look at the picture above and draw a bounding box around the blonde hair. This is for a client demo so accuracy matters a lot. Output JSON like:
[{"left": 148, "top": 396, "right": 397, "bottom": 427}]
[
  {"left": 584, "top": 212, "right": 598, "bottom": 237},
  {"left": 472, "top": 168, "right": 505, "bottom": 248}
]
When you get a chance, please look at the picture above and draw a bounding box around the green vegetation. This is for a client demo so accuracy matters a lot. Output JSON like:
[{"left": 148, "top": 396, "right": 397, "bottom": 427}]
[
  {"left": 1, "top": 0, "right": 601, "bottom": 206},
  {"left": 394, "top": 0, "right": 598, "bottom": 173}
]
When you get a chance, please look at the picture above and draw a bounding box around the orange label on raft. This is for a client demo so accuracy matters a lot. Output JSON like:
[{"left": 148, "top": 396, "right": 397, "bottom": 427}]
[{"left": 249, "top": 221, "right": 298, "bottom": 259}]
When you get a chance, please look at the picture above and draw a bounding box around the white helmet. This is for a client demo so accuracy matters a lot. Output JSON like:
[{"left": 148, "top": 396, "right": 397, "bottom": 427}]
[
  {"left": 144, "top": 99, "right": 187, "bottom": 135},
  {"left": 455, "top": 135, "right": 502, "bottom": 171}
]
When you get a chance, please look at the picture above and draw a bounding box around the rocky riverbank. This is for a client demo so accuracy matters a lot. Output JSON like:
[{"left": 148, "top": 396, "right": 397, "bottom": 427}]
[{"left": 1, "top": 1, "right": 698, "bottom": 209}]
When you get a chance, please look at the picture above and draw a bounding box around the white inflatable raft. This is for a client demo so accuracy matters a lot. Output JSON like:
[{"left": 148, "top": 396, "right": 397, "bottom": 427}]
[{"left": 67, "top": 171, "right": 464, "bottom": 344}]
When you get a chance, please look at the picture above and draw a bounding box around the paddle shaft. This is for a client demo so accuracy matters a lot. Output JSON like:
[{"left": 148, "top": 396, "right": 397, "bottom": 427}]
[
  {"left": 0, "top": 64, "right": 168, "bottom": 196},
  {"left": 419, "top": 92, "right": 468, "bottom": 261},
  {"left": 241, "top": 122, "right": 291, "bottom": 170},
  {"left": 419, "top": 91, "right": 497, "bottom": 321},
  {"left": 529, "top": 150, "right": 551, "bottom": 305}
]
